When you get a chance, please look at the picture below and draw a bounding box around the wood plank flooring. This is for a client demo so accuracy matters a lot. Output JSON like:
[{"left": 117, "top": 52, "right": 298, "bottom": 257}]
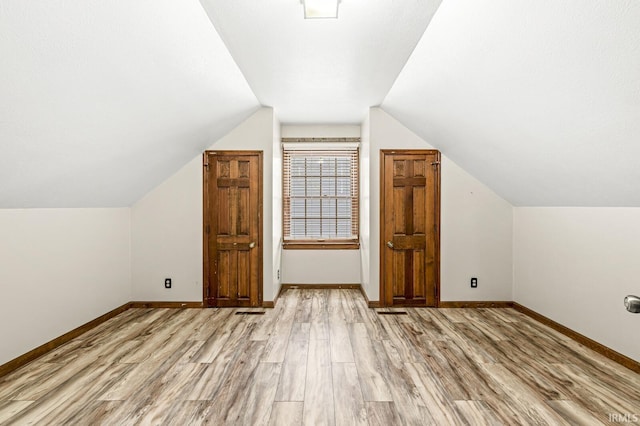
[{"left": 0, "top": 289, "right": 638, "bottom": 425}]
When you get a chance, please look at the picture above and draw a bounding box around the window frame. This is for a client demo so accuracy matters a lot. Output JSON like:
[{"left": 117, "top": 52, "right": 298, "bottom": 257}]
[{"left": 282, "top": 138, "right": 360, "bottom": 250}]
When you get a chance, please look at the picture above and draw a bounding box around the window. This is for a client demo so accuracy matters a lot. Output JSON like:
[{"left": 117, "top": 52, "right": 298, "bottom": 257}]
[{"left": 283, "top": 140, "right": 359, "bottom": 249}]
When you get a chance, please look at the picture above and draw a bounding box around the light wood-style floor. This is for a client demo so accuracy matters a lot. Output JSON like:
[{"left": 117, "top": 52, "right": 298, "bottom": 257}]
[{"left": 0, "top": 289, "right": 638, "bottom": 425}]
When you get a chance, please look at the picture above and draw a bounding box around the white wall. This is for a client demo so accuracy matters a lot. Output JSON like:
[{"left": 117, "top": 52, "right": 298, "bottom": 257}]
[
  {"left": 131, "top": 108, "right": 279, "bottom": 302},
  {"left": 272, "top": 114, "right": 283, "bottom": 296},
  {"left": 133, "top": 114, "right": 512, "bottom": 298},
  {"left": 440, "top": 159, "right": 513, "bottom": 301},
  {"left": 282, "top": 250, "right": 361, "bottom": 284},
  {"left": 131, "top": 156, "right": 203, "bottom": 301},
  {"left": 514, "top": 208, "right": 640, "bottom": 361},
  {"left": 281, "top": 125, "right": 361, "bottom": 138},
  {"left": 364, "top": 108, "right": 513, "bottom": 302},
  {"left": 360, "top": 114, "right": 371, "bottom": 293},
  {"left": 280, "top": 124, "right": 362, "bottom": 285},
  {"left": 0, "top": 208, "right": 130, "bottom": 365}
]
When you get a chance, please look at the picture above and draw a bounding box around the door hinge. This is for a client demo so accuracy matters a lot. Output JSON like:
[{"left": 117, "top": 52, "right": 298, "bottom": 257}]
[{"left": 431, "top": 161, "right": 440, "bottom": 168}]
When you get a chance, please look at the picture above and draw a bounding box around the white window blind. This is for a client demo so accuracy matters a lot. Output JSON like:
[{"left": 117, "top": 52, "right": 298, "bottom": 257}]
[{"left": 283, "top": 145, "right": 359, "bottom": 243}]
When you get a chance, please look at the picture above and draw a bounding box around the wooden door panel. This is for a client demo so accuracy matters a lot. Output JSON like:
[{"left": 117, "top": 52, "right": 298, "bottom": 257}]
[
  {"left": 393, "top": 187, "right": 405, "bottom": 233},
  {"left": 393, "top": 251, "right": 405, "bottom": 298},
  {"left": 381, "top": 150, "right": 440, "bottom": 307},
  {"left": 413, "top": 186, "right": 426, "bottom": 233},
  {"left": 217, "top": 187, "right": 231, "bottom": 235},
  {"left": 204, "top": 151, "right": 263, "bottom": 308},
  {"left": 390, "top": 235, "right": 425, "bottom": 250},
  {"left": 218, "top": 251, "right": 230, "bottom": 299},
  {"left": 413, "top": 250, "right": 425, "bottom": 298},
  {"left": 238, "top": 186, "right": 250, "bottom": 235},
  {"left": 237, "top": 251, "right": 249, "bottom": 299},
  {"left": 413, "top": 159, "right": 426, "bottom": 177}
]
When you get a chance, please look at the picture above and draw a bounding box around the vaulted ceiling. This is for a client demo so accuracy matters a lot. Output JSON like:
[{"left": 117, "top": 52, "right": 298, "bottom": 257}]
[
  {"left": 0, "top": 0, "right": 259, "bottom": 207},
  {"left": 1, "top": 0, "right": 639, "bottom": 208},
  {"left": 199, "top": 0, "right": 441, "bottom": 123},
  {"left": 383, "top": 0, "right": 640, "bottom": 206}
]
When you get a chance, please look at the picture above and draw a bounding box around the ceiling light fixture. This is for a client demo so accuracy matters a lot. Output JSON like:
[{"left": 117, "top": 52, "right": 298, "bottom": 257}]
[{"left": 302, "top": 0, "right": 340, "bottom": 19}]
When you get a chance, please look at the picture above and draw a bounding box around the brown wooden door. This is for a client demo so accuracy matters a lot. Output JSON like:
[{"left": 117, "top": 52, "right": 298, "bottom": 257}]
[
  {"left": 204, "top": 151, "right": 263, "bottom": 307},
  {"left": 380, "top": 150, "right": 440, "bottom": 307}
]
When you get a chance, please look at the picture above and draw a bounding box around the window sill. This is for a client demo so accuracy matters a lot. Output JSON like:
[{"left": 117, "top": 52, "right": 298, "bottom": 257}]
[{"left": 283, "top": 241, "right": 360, "bottom": 250}]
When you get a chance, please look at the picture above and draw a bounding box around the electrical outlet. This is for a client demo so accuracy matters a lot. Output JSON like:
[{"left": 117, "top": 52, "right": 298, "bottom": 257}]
[
  {"left": 470, "top": 277, "right": 478, "bottom": 288},
  {"left": 165, "top": 278, "right": 172, "bottom": 289}
]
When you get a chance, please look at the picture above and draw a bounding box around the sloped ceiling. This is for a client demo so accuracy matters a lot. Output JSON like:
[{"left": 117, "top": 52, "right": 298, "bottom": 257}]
[
  {"left": 2, "top": 0, "right": 638, "bottom": 208},
  {"left": 0, "top": 0, "right": 259, "bottom": 208},
  {"left": 383, "top": 0, "right": 640, "bottom": 206},
  {"left": 199, "top": 0, "right": 441, "bottom": 123}
]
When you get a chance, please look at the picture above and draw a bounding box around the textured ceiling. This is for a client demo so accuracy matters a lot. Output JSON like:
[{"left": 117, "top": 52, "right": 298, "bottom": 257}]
[
  {"left": 200, "top": 0, "right": 441, "bottom": 123},
  {"left": 383, "top": 0, "right": 640, "bottom": 206},
  {"left": 0, "top": 0, "right": 259, "bottom": 207},
  {"left": 2, "top": 0, "right": 639, "bottom": 208}
]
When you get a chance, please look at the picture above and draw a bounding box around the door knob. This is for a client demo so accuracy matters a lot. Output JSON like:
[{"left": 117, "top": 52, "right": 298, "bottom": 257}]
[
  {"left": 249, "top": 242, "right": 256, "bottom": 249},
  {"left": 625, "top": 295, "right": 640, "bottom": 313},
  {"left": 386, "top": 241, "right": 394, "bottom": 249}
]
